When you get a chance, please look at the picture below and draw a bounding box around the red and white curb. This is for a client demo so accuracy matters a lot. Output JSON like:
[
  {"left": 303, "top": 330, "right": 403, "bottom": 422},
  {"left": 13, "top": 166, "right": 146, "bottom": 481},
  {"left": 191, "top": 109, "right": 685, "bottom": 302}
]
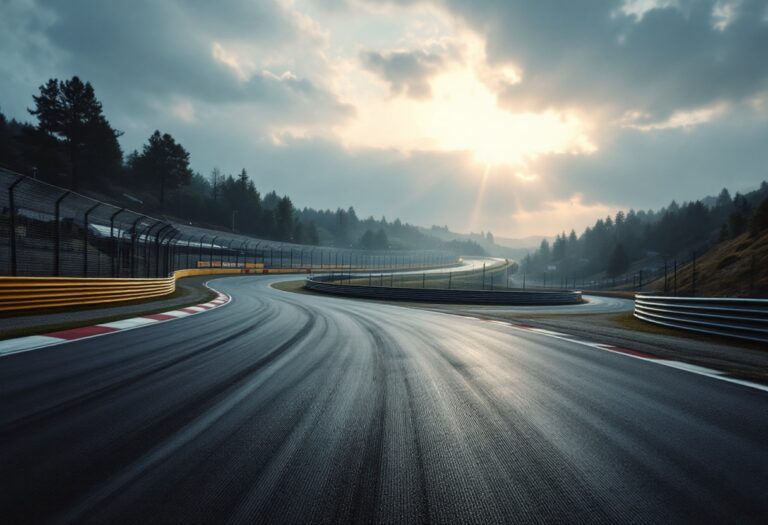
[
  {"left": 0, "top": 286, "right": 231, "bottom": 358},
  {"left": 472, "top": 317, "right": 768, "bottom": 394}
]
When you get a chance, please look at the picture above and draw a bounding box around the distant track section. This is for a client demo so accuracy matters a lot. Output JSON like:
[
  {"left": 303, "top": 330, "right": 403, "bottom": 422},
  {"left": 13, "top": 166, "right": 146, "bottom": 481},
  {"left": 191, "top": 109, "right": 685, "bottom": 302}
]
[{"left": 305, "top": 276, "right": 582, "bottom": 305}]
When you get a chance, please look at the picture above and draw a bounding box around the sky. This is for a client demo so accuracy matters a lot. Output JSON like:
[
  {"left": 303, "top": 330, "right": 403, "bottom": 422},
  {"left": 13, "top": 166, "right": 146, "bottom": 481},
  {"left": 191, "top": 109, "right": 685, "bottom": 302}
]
[{"left": 1, "top": 0, "right": 767, "bottom": 238}]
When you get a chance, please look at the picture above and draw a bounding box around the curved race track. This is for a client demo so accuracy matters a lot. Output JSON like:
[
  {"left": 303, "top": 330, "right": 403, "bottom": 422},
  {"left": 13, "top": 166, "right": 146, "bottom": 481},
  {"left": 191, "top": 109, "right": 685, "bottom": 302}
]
[{"left": 0, "top": 274, "right": 766, "bottom": 523}]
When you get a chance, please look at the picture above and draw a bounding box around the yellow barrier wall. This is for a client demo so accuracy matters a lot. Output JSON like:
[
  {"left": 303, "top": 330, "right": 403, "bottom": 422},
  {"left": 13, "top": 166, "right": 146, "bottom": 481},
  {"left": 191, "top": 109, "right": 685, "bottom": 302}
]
[
  {"left": 0, "top": 268, "right": 243, "bottom": 312},
  {"left": 0, "top": 260, "right": 469, "bottom": 312}
]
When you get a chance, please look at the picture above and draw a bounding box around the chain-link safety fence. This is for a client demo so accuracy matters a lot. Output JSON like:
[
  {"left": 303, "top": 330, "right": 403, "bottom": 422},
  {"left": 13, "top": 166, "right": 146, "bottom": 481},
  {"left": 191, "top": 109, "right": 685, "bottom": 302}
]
[
  {"left": 0, "top": 168, "right": 455, "bottom": 278},
  {"left": 517, "top": 249, "right": 762, "bottom": 298}
]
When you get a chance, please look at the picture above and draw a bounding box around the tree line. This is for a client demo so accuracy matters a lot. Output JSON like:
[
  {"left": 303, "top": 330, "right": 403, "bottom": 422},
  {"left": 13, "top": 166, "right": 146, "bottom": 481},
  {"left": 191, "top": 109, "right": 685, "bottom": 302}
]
[
  {"left": 0, "top": 76, "right": 484, "bottom": 253},
  {"left": 521, "top": 184, "right": 768, "bottom": 278}
]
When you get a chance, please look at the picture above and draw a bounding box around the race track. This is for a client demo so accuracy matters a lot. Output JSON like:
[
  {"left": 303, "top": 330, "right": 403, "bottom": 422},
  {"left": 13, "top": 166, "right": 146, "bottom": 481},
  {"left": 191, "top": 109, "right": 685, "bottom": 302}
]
[{"left": 1, "top": 275, "right": 766, "bottom": 523}]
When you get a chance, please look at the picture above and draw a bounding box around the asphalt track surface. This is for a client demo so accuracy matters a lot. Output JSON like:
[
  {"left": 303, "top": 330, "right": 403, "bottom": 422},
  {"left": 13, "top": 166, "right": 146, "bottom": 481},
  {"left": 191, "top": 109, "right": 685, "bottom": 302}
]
[{"left": 1, "top": 275, "right": 766, "bottom": 524}]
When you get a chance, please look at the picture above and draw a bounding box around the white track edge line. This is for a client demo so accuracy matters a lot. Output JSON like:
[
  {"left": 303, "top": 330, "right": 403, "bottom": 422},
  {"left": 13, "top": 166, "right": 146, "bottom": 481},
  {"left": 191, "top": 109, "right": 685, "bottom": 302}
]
[
  {"left": 0, "top": 283, "right": 231, "bottom": 358},
  {"left": 497, "top": 322, "right": 768, "bottom": 394}
]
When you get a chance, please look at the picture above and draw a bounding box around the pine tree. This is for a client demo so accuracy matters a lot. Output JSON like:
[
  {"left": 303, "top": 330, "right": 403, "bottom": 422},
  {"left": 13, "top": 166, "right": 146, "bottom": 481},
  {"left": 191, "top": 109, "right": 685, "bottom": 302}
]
[
  {"left": 133, "top": 131, "right": 193, "bottom": 208},
  {"left": 28, "top": 76, "right": 121, "bottom": 189},
  {"left": 607, "top": 243, "right": 629, "bottom": 277}
]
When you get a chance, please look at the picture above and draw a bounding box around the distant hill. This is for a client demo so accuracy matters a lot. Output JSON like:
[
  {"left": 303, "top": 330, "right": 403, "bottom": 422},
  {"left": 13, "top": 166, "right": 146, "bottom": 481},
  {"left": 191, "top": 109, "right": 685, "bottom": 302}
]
[
  {"left": 493, "top": 235, "right": 552, "bottom": 250},
  {"left": 519, "top": 180, "right": 768, "bottom": 297},
  {"left": 643, "top": 229, "right": 768, "bottom": 298},
  {"left": 418, "top": 226, "right": 546, "bottom": 260}
]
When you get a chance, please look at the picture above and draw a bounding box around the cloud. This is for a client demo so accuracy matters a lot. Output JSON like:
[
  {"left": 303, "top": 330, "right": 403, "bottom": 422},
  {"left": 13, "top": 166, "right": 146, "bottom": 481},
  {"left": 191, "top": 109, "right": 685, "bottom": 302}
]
[
  {"left": 439, "top": 0, "right": 768, "bottom": 122},
  {"left": 2, "top": 0, "right": 767, "bottom": 239},
  {"left": 360, "top": 47, "right": 455, "bottom": 98},
  {"left": 1, "top": 0, "right": 353, "bottom": 132}
]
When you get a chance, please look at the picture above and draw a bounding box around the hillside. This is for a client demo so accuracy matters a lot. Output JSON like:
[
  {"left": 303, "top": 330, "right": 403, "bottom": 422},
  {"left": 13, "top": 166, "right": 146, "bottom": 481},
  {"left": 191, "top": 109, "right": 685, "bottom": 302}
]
[
  {"left": 418, "top": 226, "right": 538, "bottom": 259},
  {"left": 519, "top": 181, "right": 768, "bottom": 297},
  {"left": 643, "top": 230, "right": 768, "bottom": 298}
]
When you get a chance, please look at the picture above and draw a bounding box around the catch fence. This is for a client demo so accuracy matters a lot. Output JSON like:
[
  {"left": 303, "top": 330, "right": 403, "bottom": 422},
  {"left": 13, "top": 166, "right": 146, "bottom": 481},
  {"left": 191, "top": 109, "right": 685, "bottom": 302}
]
[{"left": 0, "top": 168, "right": 453, "bottom": 278}]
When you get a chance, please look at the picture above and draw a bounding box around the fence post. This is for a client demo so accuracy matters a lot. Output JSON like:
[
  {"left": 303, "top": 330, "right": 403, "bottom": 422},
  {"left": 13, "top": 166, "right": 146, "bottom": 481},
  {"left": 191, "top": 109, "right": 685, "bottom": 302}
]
[
  {"left": 53, "top": 191, "right": 71, "bottom": 277},
  {"left": 163, "top": 234, "right": 172, "bottom": 275},
  {"left": 154, "top": 224, "right": 173, "bottom": 277},
  {"left": 691, "top": 251, "right": 697, "bottom": 297},
  {"left": 8, "top": 177, "right": 24, "bottom": 276},
  {"left": 239, "top": 241, "right": 248, "bottom": 268},
  {"left": 109, "top": 208, "right": 127, "bottom": 277},
  {"left": 134, "top": 221, "right": 153, "bottom": 278},
  {"left": 482, "top": 263, "right": 486, "bottom": 290},
  {"left": 198, "top": 235, "right": 207, "bottom": 268},
  {"left": 164, "top": 234, "right": 174, "bottom": 275},
  {"left": 170, "top": 232, "right": 182, "bottom": 274},
  {"left": 673, "top": 259, "right": 678, "bottom": 296},
  {"left": 162, "top": 228, "right": 177, "bottom": 275},
  {"left": 129, "top": 217, "right": 143, "bottom": 278},
  {"left": 448, "top": 271, "right": 452, "bottom": 289},
  {"left": 83, "top": 203, "right": 100, "bottom": 277},
  {"left": 209, "top": 236, "right": 219, "bottom": 267},
  {"left": 223, "top": 239, "right": 235, "bottom": 267}
]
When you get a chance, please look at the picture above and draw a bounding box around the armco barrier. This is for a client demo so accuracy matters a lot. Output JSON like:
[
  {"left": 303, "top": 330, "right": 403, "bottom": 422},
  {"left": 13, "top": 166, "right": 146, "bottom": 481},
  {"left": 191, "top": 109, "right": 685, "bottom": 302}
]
[
  {"left": 634, "top": 294, "right": 768, "bottom": 343},
  {"left": 304, "top": 277, "right": 582, "bottom": 305},
  {"left": 0, "top": 264, "right": 468, "bottom": 312},
  {"left": 0, "top": 268, "right": 242, "bottom": 312},
  {"left": 0, "top": 268, "right": 462, "bottom": 312}
]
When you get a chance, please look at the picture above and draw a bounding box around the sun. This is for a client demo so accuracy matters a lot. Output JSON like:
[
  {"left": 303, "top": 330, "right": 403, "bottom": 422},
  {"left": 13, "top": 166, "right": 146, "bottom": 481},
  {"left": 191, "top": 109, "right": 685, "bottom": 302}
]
[
  {"left": 426, "top": 69, "right": 593, "bottom": 167},
  {"left": 337, "top": 64, "right": 594, "bottom": 170}
]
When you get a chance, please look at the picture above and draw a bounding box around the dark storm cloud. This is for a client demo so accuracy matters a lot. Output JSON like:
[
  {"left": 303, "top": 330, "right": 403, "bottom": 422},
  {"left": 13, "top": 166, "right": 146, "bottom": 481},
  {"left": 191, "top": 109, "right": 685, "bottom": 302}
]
[
  {"left": 361, "top": 48, "right": 451, "bottom": 98},
  {"left": 2, "top": 0, "right": 767, "bottom": 235},
  {"left": 3, "top": 0, "right": 353, "bottom": 125},
  {"left": 440, "top": 0, "right": 768, "bottom": 120}
]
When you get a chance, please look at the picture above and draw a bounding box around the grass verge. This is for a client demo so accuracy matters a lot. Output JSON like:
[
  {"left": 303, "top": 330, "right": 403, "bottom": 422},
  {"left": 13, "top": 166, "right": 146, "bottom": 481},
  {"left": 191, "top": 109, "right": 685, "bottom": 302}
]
[{"left": 610, "top": 311, "right": 765, "bottom": 351}]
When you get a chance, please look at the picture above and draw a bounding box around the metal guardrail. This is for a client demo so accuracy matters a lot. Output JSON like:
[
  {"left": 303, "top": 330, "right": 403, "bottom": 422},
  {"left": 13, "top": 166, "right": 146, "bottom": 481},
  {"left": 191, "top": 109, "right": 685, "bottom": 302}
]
[
  {"left": 305, "top": 276, "right": 582, "bottom": 305},
  {"left": 634, "top": 294, "right": 768, "bottom": 343},
  {"left": 0, "top": 264, "right": 464, "bottom": 312}
]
